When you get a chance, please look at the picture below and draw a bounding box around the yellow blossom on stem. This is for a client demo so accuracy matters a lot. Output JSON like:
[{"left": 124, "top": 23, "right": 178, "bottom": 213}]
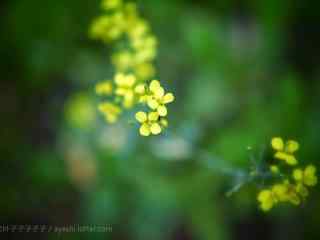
[
  {"left": 91, "top": 0, "right": 175, "bottom": 135},
  {"left": 271, "top": 137, "right": 299, "bottom": 165},
  {"left": 257, "top": 189, "right": 277, "bottom": 211},
  {"left": 135, "top": 111, "right": 162, "bottom": 136},
  {"left": 143, "top": 80, "right": 174, "bottom": 117},
  {"left": 135, "top": 110, "right": 169, "bottom": 136},
  {"left": 293, "top": 165, "right": 317, "bottom": 187}
]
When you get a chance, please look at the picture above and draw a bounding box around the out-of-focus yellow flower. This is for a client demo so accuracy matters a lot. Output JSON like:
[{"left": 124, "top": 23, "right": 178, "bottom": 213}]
[
  {"left": 89, "top": 13, "right": 126, "bottom": 42},
  {"left": 102, "top": 0, "right": 122, "bottom": 10},
  {"left": 256, "top": 137, "right": 316, "bottom": 212},
  {"left": 132, "top": 35, "right": 157, "bottom": 63},
  {"left": 134, "top": 62, "right": 155, "bottom": 81},
  {"left": 114, "top": 73, "right": 136, "bottom": 108},
  {"left": 257, "top": 189, "right": 277, "bottom": 211},
  {"left": 270, "top": 165, "right": 279, "bottom": 174},
  {"left": 127, "top": 19, "right": 149, "bottom": 40},
  {"left": 271, "top": 137, "right": 299, "bottom": 165},
  {"left": 112, "top": 51, "right": 135, "bottom": 71},
  {"left": 98, "top": 102, "right": 122, "bottom": 123},
  {"left": 258, "top": 181, "right": 301, "bottom": 211},
  {"left": 95, "top": 81, "right": 113, "bottom": 95},
  {"left": 271, "top": 183, "right": 289, "bottom": 202},
  {"left": 274, "top": 181, "right": 301, "bottom": 205},
  {"left": 293, "top": 165, "right": 317, "bottom": 187}
]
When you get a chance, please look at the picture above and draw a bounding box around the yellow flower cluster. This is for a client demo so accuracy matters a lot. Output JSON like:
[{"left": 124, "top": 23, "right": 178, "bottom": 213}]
[
  {"left": 135, "top": 80, "right": 174, "bottom": 136},
  {"left": 257, "top": 137, "right": 317, "bottom": 212},
  {"left": 90, "top": 0, "right": 174, "bottom": 136},
  {"left": 271, "top": 137, "right": 299, "bottom": 165}
]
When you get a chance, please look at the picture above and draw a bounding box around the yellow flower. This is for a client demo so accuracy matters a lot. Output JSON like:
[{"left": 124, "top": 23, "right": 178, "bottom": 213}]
[
  {"left": 132, "top": 35, "right": 157, "bottom": 63},
  {"left": 293, "top": 165, "right": 317, "bottom": 187},
  {"left": 111, "top": 51, "right": 134, "bottom": 71},
  {"left": 258, "top": 180, "right": 303, "bottom": 212},
  {"left": 257, "top": 189, "right": 277, "bottom": 211},
  {"left": 135, "top": 111, "right": 162, "bottom": 136},
  {"left": 91, "top": 0, "right": 174, "bottom": 137},
  {"left": 89, "top": 13, "right": 125, "bottom": 42},
  {"left": 114, "top": 73, "right": 136, "bottom": 108},
  {"left": 145, "top": 80, "right": 174, "bottom": 116},
  {"left": 271, "top": 184, "right": 289, "bottom": 202},
  {"left": 98, "top": 102, "right": 122, "bottom": 123},
  {"left": 271, "top": 137, "right": 299, "bottom": 165},
  {"left": 134, "top": 62, "right": 155, "bottom": 81},
  {"left": 272, "top": 181, "right": 300, "bottom": 205},
  {"left": 135, "top": 49, "right": 157, "bottom": 64},
  {"left": 127, "top": 19, "right": 150, "bottom": 40},
  {"left": 132, "top": 35, "right": 157, "bottom": 51},
  {"left": 95, "top": 81, "right": 113, "bottom": 95}
]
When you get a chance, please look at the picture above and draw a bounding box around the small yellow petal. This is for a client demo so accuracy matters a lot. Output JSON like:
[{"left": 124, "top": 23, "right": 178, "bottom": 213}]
[
  {"left": 293, "top": 169, "right": 303, "bottom": 182},
  {"left": 135, "top": 111, "right": 147, "bottom": 123},
  {"left": 139, "top": 95, "right": 148, "bottom": 103},
  {"left": 148, "top": 112, "right": 159, "bottom": 121},
  {"left": 304, "top": 165, "right": 317, "bottom": 186},
  {"left": 257, "top": 190, "right": 272, "bottom": 202},
  {"left": 147, "top": 98, "right": 159, "bottom": 110},
  {"left": 162, "top": 93, "right": 174, "bottom": 104},
  {"left": 274, "top": 152, "right": 287, "bottom": 161},
  {"left": 305, "top": 164, "right": 316, "bottom": 176},
  {"left": 134, "top": 84, "right": 145, "bottom": 94},
  {"left": 286, "top": 140, "right": 299, "bottom": 153},
  {"left": 149, "top": 80, "right": 161, "bottom": 93},
  {"left": 154, "top": 87, "right": 164, "bottom": 99},
  {"left": 157, "top": 105, "right": 167, "bottom": 117},
  {"left": 285, "top": 155, "right": 298, "bottom": 165},
  {"left": 160, "top": 119, "right": 168, "bottom": 128},
  {"left": 271, "top": 137, "right": 284, "bottom": 151},
  {"left": 150, "top": 123, "right": 161, "bottom": 135},
  {"left": 139, "top": 123, "right": 150, "bottom": 136},
  {"left": 257, "top": 190, "right": 274, "bottom": 211}
]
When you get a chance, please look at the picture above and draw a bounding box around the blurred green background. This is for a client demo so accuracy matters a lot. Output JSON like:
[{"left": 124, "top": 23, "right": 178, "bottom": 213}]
[{"left": 1, "top": 0, "right": 320, "bottom": 239}]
